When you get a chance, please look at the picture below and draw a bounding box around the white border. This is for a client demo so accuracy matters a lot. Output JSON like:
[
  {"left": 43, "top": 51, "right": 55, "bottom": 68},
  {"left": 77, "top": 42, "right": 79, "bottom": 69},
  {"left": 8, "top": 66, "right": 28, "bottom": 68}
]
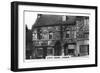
[{"left": 18, "top": 5, "right": 95, "bottom": 69}]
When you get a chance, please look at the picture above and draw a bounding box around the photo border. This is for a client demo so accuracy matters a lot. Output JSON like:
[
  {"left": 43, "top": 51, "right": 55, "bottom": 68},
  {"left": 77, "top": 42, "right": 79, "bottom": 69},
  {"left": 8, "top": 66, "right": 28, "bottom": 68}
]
[{"left": 11, "top": 1, "right": 98, "bottom": 72}]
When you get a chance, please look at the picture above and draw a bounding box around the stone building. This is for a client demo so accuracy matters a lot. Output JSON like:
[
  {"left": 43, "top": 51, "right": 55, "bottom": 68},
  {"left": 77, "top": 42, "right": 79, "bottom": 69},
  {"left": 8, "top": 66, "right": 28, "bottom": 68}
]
[{"left": 27, "top": 14, "right": 89, "bottom": 59}]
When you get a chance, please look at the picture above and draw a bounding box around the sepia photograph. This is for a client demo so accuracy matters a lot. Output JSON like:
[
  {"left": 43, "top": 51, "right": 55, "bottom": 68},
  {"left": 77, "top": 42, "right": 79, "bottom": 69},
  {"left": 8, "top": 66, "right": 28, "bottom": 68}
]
[{"left": 25, "top": 12, "right": 89, "bottom": 60}]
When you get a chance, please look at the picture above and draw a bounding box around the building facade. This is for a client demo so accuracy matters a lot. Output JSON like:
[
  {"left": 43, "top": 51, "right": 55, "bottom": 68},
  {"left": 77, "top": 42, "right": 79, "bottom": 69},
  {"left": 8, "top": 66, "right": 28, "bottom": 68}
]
[{"left": 26, "top": 14, "right": 89, "bottom": 59}]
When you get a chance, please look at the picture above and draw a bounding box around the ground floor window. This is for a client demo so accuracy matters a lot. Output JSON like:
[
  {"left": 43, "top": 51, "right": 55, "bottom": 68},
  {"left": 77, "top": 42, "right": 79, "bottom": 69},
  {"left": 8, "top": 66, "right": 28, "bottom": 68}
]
[
  {"left": 80, "top": 45, "right": 89, "bottom": 56},
  {"left": 47, "top": 47, "right": 54, "bottom": 56}
]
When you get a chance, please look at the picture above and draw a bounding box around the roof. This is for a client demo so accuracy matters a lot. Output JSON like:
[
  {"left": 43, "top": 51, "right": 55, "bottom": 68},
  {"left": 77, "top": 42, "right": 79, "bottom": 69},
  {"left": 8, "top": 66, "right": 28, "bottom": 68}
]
[{"left": 32, "top": 14, "right": 76, "bottom": 28}]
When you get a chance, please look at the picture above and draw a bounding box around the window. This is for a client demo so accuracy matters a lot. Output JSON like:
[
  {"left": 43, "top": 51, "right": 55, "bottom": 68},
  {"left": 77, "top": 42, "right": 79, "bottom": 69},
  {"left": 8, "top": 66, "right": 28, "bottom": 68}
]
[
  {"left": 80, "top": 45, "right": 89, "bottom": 56},
  {"left": 36, "top": 48, "right": 43, "bottom": 58},
  {"left": 47, "top": 47, "right": 54, "bottom": 56}
]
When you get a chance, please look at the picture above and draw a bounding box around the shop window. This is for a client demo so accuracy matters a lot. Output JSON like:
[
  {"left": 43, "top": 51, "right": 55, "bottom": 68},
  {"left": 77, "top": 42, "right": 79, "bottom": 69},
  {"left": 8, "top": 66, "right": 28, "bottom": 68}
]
[
  {"left": 36, "top": 48, "right": 43, "bottom": 58},
  {"left": 47, "top": 47, "right": 54, "bottom": 56},
  {"left": 68, "top": 44, "right": 75, "bottom": 56},
  {"left": 80, "top": 45, "right": 89, "bottom": 56}
]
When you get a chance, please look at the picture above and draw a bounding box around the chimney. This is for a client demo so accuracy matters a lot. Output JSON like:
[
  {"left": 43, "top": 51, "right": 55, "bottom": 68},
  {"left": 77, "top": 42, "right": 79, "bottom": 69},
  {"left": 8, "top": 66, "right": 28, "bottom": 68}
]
[
  {"left": 37, "top": 14, "right": 42, "bottom": 18},
  {"left": 62, "top": 15, "right": 66, "bottom": 21}
]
